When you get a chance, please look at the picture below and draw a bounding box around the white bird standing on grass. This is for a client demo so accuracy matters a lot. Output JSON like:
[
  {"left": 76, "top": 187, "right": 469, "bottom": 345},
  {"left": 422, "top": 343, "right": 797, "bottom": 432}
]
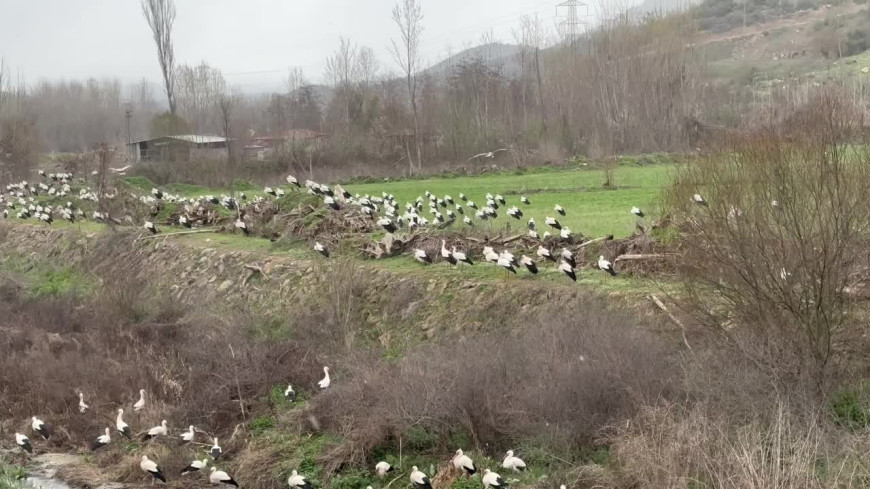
[
  {"left": 537, "top": 245, "right": 555, "bottom": 262},
  {"left": 561, "top": 248, "right": 576, "bottom": 268},
  {"left": 441, "top": 240, "right": 457, "bottom": 265},
  {"left": 375, "top": 461, "right": 393, "bottom": 477},
  {"left": 181, "top": 458, "right": 208, "bottom": 475},
  {"left": 630, "top": 206, "right": 645, "bottom": 218},
  {"left": 142, "top": 420, "right": 168, "bottom": 441},
  {"left": 235, "top": 219, "right": 249, "bottom": 235},
  {"left": 410, "top": 466, "right": 432, "bottom": 489},
  {"left": 414, "top": 249, "right": 432, "bottom": 265},
  {"left": 559, "top": 261, "right": 577, "bottom": 282},
  {"left": 502, "top": 450, "right": 527, "bottom": 472},
  {"left": 520, "top": 255, "right": 538, "bottom": 274},
  {"left": 692, "top": 193, "right": 708, "bottom": 206},
  {"left": 133, "top": 389, "right": 146, "bottom": 412},
  {"left": 284, "top": 384, "right": 296, "bottom": 402},
  {"left": 598, "top": 255, "right": 617, "bottom": 276},
  {"left": 15, "top": 433, "right": 32, "bottom": 454},
  {"left": 452, "top": 448, "right": 477, "bottom": 476},
  {"left": 314, "top": 242, "right": 329, "bottom": 258},
  {"left": 555, "top": 204, "right": 566, "bottom": 216},
  {"left": 209, "top": 467, "right": 239, "bottom": 487},
  {"left": 31, "top": 417, "right": 51, "bottom": 440},
  {"left": 545, "top": 217, "right": 561, "bottom": 230},
  {"left": 144, "top": 221, "right": 158, "bottom": 234},
  {"left": 482, "top": 469, "right": 509, "bottom": 488},
  {"left": 116, "top": 409, "right": 131, "bottom": 439},
  {"left": 91, "top": 428, "right": 111, "bottom": 451},
  {"left": 318, "top": 367, "right": 331, "bottom": 389},
  {"left": 451, "top": 246, "right": 473, "bottom": 265},
  {"left": 78, "top": 392, "right": 89, "bottom": 413},
  {"left": 288, "top": 469, "right": 313, "bottom": 489},
  {"left": 211, "top": 437, "right": 223, "bottom": 460},
  {"left": 180, "top": 425, "right": 195, "bottom": 444},
  {"left": 140, "top": 455, "right": 167, "bottom": 483}
]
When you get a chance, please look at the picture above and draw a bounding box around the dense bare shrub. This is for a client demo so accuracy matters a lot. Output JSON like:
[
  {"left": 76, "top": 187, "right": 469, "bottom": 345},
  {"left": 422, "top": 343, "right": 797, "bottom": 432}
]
[
  {"left": 309, "top": 299, "right": 679, "bottom": 470},
  {"left": 665, "top": 90, "right": 870, "bottom": 389},
  {"left": 611, "top": 401, "right": 870, "bottom": 489}
]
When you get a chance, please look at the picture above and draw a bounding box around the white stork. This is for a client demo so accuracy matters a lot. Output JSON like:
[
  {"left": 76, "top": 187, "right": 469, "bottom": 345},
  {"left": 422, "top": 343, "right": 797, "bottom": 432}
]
[
  {"left": 463, "top": 216, "right": 473, "bottom": 226},
  {"left": 143, "top": 221, "right": 157, "bottom": 234},
  {"left": 181, "top": 458, "right": 208, "bottom": 475},
  {"left": 692, "top": 193, "right": 708, "bottom": 206},
  {"left": 452, "top": 448, "right": 477, "bottom": 476},
  {"left": 78, "top": 392, "right": 89, "bottom": 413},
  {"left": 555, "top": 204, "right": 566, "bottom": 216},
  {"left": 287, "top": 175, "right": 300, "bottom": 187},
  {"left": 235, "top": 219, "right": 249, "bottom": 235},
  {"left": 520, "top": 255, "right": 538, "bottom": 274},
  {"left": 507, "top": 207, "right": 522, "bottom": 219},
  {"left": 561, "top": 248, "right": 576, "bottom": 268},
  {"left": 318, "top": 367, "right": 331, "bottom": 389},
  {"left": 181, "top": 425, "right": 195, "bottom": 444},
  {"left": 284, "top": 384, "right": 296, "bottom": 402},
  {"left": 211, "top": 437, "right": 223, "bottom": 460},
  {"left": 375, "top": 461, "right": 393, "bottom": 477},
  {"left": 559, "top": 261, "right": 577, "bottom": 282},
  {"left": 630, "top": 206, "right": 644, "bottom": 218},
  {"left": 15, "top": 433, "right": 32, "bottom": 454},
  {"left": 314, "top": 242, "right": 329, "bottom": 258},
  {"left": 209, "top": 467, "right": 239, "bottom": 487},
  {"left": 378, "top": 217, "right": 397, "bottom": 233},
  {"left": 142, "top": 420, "right": 168, "bottom": 441},
  {"left": 441, "top": 240, "right": 457, "bottom": 265},
  {"left": 482, "top": 469, "right": 508, "bottom": 489},
  {"left": 521, "top": 196, "right": 530, "bottom": 205},
  {"left": 537, "top": 245, "right": 555, "bottom": 262},
  {"left": 31, "top": 416, "right": 51, "bottom": 440},
  {"left": 502, "top": 450, "right": 527, "bottom": 472},
  {"left": 528, "top": 218, "right": 535, "bottom": 230},
  {"left": 545, "top": 217, "right": 561, "bottom": 230},
  {"left": 288, "top": 469, "right": 314, "bottom": 489},
  {"left": 598, "top": 256, "right": 617, "bottom": 276},
  {"left": 413, "top": 249, "right": 431, "bottom": 265},
  {"left": 91, "top": 428, "right": 111, "bottom": 451},
  {"left": 116, "top": 409, "right": 131, "bottom": 439},
  {"left": 451, "top": 246, "right": 473, "bottom": 265},
  {"left": 133, "top": 389, "right": 146, "bottom": 412},
  {"left": 497, "top": 256, "right": 517, "bottom": 274},
  {"left": 410, "top": 466, "right": 432, "bottom": 489},
  {"left": 140, "top": 455, "right": 166, "bottom": 483},
  {"left": 324, "top": 196, "right": 340, "bottom": 210}
]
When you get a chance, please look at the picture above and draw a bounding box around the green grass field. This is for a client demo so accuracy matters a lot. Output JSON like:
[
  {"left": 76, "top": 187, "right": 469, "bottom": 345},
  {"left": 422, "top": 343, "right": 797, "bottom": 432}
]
[
  {"left": 122, "top": 162, "right": 675, "bottom": 238},
  {"left": 344, "top": 164, "right": 674, "bottom": 237}
]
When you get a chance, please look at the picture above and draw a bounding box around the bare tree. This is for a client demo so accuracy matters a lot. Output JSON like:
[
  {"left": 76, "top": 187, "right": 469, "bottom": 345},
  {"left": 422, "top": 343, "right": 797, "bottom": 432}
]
[
  {"left": 141, "top": 0, "right": 177, "bottom": 115},
  {"left": 389, "top": 0, "right": 424, "bottom": 173},
  {"left": 356, "top": 47, "right": 380, "bottom": 91},
  {"left": 326, "top": 37, "right": 358, "bottom": 126}
]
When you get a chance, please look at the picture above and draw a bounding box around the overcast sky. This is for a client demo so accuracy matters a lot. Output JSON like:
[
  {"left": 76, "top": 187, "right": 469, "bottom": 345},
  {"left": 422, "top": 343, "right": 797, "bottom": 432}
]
[{"left": 0, "top": 0, "right": 632, "bottom": 93}]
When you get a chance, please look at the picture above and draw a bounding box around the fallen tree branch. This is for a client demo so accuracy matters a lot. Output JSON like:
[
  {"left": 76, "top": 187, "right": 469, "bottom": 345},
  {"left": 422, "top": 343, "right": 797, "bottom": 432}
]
[
  {"left": 615, "top": 253, "right": 672, "bottom": 261},
  {"left": 138, "top": 229, "right": 218, "bottom": 240},
  {"left": 577, "top": 235, "right": 614, "bottom": 249},
  {"left": 500, "top": 233, "right": 526, "bottom": 245},
  {"left": 649, "top": 294, "right": 693, "bottom": 353}
]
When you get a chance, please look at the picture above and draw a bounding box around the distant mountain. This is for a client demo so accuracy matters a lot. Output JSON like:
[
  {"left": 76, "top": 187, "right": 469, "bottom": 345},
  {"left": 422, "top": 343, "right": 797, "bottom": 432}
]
[{"left": 423, "top": 43, "right": 523, "bottom": 80}]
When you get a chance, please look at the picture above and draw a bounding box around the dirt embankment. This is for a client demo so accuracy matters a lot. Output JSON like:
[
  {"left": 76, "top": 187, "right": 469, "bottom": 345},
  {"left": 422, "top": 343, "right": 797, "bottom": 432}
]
[{"left": 0, "top": 225, "right": 656, "bottom": 346}]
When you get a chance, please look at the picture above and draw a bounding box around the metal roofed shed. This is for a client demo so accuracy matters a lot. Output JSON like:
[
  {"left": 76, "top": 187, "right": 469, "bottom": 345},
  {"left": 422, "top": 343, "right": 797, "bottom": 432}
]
[{"left": 127, "top": 135, "right": 229, "bottom": 163}]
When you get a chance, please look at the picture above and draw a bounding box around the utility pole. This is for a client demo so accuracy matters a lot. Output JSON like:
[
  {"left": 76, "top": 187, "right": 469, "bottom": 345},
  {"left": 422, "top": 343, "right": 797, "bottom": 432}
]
[
  {"left": 124, "top": 104, "right": 133, "bottom": 158},
  {"left": 556, "top": 0, "right": 588, "bottom": 50}
]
